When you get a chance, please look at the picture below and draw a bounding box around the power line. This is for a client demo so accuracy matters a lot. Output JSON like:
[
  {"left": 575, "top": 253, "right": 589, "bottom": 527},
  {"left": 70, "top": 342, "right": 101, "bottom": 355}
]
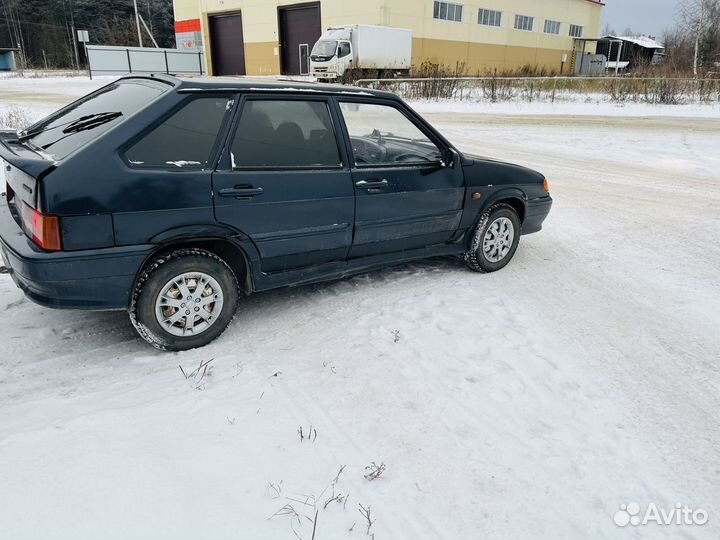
[{"left": 0, "top": 17, "right": 70, "bottom": 30}]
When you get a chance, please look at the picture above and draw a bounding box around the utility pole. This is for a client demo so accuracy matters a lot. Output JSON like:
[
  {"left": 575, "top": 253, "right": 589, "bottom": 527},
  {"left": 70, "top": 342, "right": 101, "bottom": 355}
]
[
  {"left": 133, "top": 0, "right": 143, "bottom": 47},
  {"left": 139, "top": 15, "right": 159, "bottom": 48}
]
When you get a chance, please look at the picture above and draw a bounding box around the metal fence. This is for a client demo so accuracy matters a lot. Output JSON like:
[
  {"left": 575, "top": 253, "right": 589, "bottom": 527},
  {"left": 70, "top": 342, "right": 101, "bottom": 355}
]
[
  {"left": 87, "top": 45, "right": 205, "bottom": 78},
  {"left": 355, "top": 76, "right": 720, "bottom": 105}
]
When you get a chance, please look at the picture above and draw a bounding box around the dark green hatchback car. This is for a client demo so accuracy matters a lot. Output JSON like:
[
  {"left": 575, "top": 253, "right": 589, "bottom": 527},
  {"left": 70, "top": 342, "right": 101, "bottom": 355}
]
[{"left": 0, "top": 74, "right": 551, "bottom": 350}]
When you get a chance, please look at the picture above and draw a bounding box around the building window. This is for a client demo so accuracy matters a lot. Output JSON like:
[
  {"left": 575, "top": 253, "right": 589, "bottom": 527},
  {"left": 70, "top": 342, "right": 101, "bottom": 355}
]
[
  {"left": 434, "top": 1, "right": 463, "bottom": 22},
  {"left": 478, "top": 8, "right": 502, "bottom": 27},
  {"left": 514, "top": 14, "right": 534, "bottom": 32},
  {"left": 544, "top": 20, "right": 561, "bottom": 35},
  {"left": 569, "top": 24, "right": 584, "bottom": 37}
]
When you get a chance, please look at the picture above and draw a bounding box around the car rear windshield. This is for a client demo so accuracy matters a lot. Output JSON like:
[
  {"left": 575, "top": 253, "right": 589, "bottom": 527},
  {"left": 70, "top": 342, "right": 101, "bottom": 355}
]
[{"left": 21, "top": 79, "right": 169, "bottom": 161}]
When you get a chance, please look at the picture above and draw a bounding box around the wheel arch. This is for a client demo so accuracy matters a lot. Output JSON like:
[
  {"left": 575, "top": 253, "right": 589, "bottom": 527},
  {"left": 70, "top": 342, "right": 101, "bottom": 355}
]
[
  {"left": 492, "top": 196, "right": 526, "bottom": 223},
  {"left": 465, "top": 190, "right": 527, "bottom": 252},
  {"left": 132, "top": 235, "right": 257, "bottom": 306},
  {"left": 480, "top": 189, "right": 527, "bottom": 223}
]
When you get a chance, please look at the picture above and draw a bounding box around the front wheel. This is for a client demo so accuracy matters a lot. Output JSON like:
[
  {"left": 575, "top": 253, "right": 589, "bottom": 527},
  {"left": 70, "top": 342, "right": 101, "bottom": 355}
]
[
  {"left": 465, "top": 203, "right": 521, "bottom": 273},
  {"left": 129, "top": 248, "right": 239, "bottom": 350}
]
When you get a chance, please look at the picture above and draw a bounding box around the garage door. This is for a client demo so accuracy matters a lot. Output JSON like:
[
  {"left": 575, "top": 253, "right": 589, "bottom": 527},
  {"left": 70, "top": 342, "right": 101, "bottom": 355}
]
[
  {"left": 209, "top": 12, "right": 246, "bottom": 76},
  {"left": 278, "top": 2, "right": 321, "bottom": 75}
]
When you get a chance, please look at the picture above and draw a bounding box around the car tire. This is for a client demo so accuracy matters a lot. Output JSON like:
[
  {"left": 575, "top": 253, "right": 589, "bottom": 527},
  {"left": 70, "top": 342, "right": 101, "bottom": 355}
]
[
  {"left": 129, "top": 248, "right": 239, "bottom": 351},
  {"left": 465, "top": 203, "right": 521, "bottom": 273}
]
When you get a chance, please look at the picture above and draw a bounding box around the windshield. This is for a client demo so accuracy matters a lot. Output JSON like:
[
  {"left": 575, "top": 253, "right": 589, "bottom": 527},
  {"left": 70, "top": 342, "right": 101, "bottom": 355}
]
[
  {"left": 22, "top": 79, "right": 168, "bottom": 161},
  {"left": 311, "top": 40, "right": 338, "bottom": 57}
]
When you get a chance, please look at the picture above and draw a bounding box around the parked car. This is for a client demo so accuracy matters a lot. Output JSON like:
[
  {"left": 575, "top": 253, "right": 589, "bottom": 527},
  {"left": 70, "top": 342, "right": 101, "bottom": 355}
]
[{"left": 0, "top": 74, "right": 552, "bottom": 350}]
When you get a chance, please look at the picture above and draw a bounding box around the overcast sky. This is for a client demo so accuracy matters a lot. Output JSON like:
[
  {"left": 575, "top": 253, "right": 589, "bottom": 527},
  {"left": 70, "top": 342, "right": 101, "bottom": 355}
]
[{"left": 602, "top": 0, "right": 679, "bottom": 38}]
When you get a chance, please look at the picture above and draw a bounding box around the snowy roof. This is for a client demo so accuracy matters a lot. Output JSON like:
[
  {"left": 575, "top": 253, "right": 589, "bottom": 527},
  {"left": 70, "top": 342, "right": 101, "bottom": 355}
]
[{"left": 601, "top": 35, "right": 664, "bottom": 50}]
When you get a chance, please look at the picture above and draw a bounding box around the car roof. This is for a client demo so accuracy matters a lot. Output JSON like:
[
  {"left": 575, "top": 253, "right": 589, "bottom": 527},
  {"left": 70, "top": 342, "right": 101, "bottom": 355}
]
[{"left": 117, "top": 73, "right": 399, "bottom": 100}]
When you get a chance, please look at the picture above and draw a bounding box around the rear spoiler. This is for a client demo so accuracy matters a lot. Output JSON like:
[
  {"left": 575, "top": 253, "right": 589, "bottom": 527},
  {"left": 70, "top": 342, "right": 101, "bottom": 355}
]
[{"left": 0, "top": 130, "right": 55, "bottom": 179}]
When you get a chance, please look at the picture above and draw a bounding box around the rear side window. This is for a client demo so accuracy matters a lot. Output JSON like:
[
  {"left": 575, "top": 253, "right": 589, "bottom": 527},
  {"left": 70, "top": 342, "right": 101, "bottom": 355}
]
[
  {"left": 230, "top": 100, "right": 341, "bottom": 168},
  {"left": 23, "top": 80, "right": 168, "bottom": 161},
  {"left": 125, "top": 96, "right": 231, "bottom": 169}
]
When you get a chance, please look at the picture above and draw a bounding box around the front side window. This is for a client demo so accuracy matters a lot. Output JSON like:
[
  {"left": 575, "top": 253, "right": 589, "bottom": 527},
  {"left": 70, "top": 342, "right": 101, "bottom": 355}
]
[
  {"left": 339, "top": 102, "right": 442, "bottom": 166},
  {"left": 230, "top": 100, "right": 341, "bottom": 168},
  {"left": 338, "top": 42, "right": 351, "bottom": 58},
  {"left": 569, "top": 24, "right": 584, "bottom": 38},
  {"left": 434, "top": 1, "right": 463, "bottom": 22},
  {"left": 478, "top": 8, "right": 502, "bottom": 27},
  {"left": 23, "top": 80, "right": 168, "bottom": 161},
  {"left": 124, "top": 96, "right": 231, "bottom": 169},
  {"left": 544, "top": 20, "right": 561, "bottom": 35},
  {"left": 514, "top": 14, "right": 534, "bottom": 31}
]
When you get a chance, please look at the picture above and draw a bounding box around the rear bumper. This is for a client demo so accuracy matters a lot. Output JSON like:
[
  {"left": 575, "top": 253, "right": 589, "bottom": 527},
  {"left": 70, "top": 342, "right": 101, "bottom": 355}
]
[
  {"left": 521, "top": 195, "right": 552, "bottom": 235},
  {"left": 0, "top": 200, "right": 153, "bottom": 310}
]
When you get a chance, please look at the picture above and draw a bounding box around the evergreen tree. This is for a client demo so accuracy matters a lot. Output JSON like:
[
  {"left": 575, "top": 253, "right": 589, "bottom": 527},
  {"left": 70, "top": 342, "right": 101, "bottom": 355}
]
[{"left": 0, "top": 0, "right": 174, "bottom": 68}]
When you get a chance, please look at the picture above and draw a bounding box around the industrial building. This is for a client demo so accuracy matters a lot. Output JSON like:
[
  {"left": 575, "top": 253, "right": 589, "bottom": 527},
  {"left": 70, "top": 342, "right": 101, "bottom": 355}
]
[
  {"left": 172, "top": 0, "right": 604, "bottom": 76},
  {"left": 596, "top": 35, "right": 665, "bottom": 71}
]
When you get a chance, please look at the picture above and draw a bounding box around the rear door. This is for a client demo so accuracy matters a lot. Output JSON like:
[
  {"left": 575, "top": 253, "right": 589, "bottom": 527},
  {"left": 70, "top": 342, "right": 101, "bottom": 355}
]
[
  {"left": 336, "top": 99, "right": 465, "bottom": 258},
  {"left": 212, "top": 96, "right": 353, "bottom": 273}
]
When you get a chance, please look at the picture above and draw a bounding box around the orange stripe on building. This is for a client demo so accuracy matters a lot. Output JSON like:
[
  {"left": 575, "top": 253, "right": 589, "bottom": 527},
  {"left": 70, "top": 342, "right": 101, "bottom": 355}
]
[{"left": 175, "top": 19, "right": 201, "bottom": 33}]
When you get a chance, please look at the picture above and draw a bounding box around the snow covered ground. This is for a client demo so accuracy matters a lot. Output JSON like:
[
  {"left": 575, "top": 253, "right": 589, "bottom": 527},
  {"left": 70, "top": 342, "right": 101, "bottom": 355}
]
[
  {"left": 1, "top": 76, "right": 719, "bottom": 540},
  {"left": 412, "top": 97, "right": 720, "bottom": 118}
]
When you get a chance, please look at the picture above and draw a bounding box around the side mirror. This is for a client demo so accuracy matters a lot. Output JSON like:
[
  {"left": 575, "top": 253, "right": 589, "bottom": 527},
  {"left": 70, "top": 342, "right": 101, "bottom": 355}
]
[{"left": 441, "top": 147, "right": 457, "bottom": 168}]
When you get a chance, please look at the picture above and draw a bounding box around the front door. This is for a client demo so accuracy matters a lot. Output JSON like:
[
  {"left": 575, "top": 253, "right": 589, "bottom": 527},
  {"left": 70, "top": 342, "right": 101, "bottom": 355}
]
[
  {"left": 337, "top": 100, "right": 465, "bottom": 258},
  {"left": 213, "top": 97, "right": 353, "bottom": 273}
]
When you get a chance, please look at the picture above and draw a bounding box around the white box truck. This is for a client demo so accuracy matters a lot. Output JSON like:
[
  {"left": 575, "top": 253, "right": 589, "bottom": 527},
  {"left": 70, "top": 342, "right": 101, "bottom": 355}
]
[{"left": 310, "top": 25, "right": 412, "bottom": 82}]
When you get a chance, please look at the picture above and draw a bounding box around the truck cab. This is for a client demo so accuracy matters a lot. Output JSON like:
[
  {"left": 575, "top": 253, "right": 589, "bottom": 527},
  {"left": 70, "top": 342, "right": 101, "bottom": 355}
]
[{"left": 310, "top": 33, "right": 353, "bottom": 81}]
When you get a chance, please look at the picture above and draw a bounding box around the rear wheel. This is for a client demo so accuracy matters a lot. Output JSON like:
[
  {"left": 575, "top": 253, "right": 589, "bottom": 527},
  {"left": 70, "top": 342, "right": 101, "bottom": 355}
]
[
  {"left": 465, "top": 203, "right": 521, "bottom": 273},
  {"left": 129, "top": 248, "right": 238, "bottom": 350}
]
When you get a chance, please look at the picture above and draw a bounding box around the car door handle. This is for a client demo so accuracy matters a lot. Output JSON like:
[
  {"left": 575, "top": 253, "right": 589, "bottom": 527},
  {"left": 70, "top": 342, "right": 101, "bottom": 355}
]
[
  {"left": 218, "top": 185, "right": 264, "bottom": 198},
  {"left": 355, "top": 179, "right": 388, "bottom": 189}
]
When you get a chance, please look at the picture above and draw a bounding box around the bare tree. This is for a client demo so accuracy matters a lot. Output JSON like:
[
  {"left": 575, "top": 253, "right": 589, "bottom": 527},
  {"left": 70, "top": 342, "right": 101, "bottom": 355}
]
[
  {"left": 679, "top": 0, "right": 720, "bottom": 75},
  {"left": 601, "top": 23, "right": 617, "bottom": 36}
]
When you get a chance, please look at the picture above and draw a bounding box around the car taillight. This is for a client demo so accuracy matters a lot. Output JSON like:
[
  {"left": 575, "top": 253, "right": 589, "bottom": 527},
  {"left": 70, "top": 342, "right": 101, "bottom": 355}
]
[
  {"left": 20, "top": 202, "right": 62, "bottom": 251},
  {"left": 543, "top": 178, "right": 550, "bottom": 193}
]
